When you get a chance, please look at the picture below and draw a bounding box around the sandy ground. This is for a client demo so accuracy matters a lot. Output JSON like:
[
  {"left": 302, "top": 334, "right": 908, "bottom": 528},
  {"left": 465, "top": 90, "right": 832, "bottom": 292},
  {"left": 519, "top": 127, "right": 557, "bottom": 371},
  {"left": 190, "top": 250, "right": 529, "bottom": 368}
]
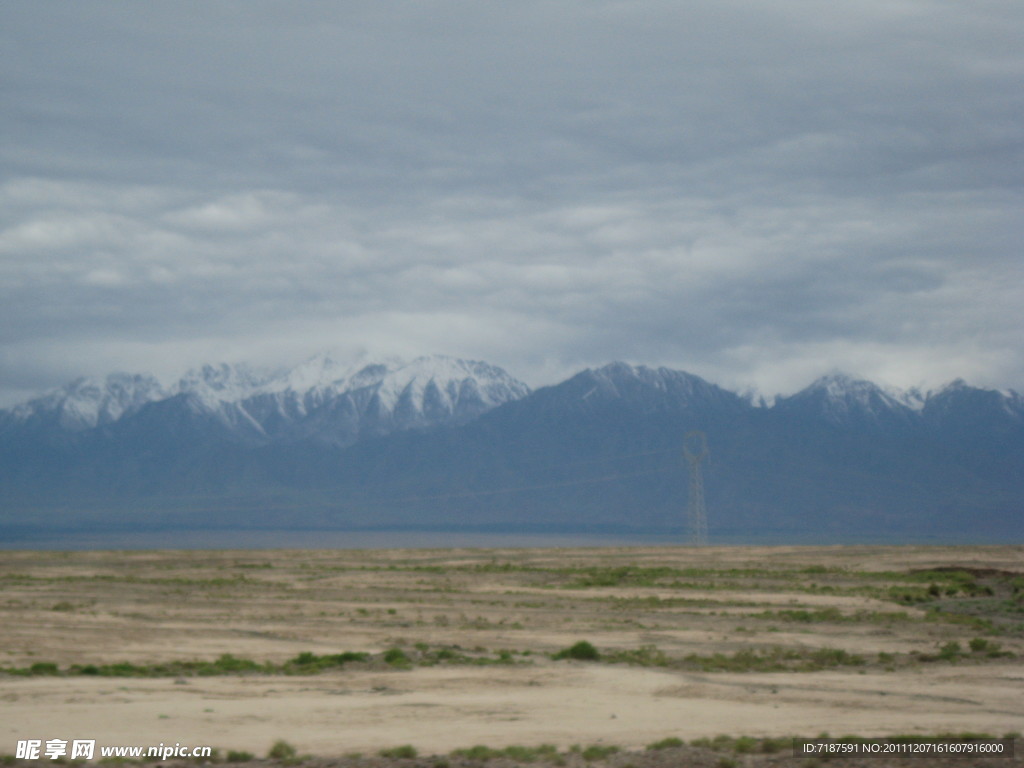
[{"left": 1, "top": 545, "right": 1022, "bottom": 759}]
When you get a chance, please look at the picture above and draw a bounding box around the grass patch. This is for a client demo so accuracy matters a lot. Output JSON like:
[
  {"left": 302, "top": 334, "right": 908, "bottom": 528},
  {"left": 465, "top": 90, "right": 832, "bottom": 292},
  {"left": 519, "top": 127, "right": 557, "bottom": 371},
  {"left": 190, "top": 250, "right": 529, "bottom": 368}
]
[
  {"left": 285, "top": 651, "right": 369, "bottom": 672},
  {"left": 378, "top": 745, "right": 417, "bottom": 759},
  {"left": 585, "top": 644, "right": 868, "bottom": 673},
  {"left": 2, "top": 654, "right": 273, "bottom": 678},
  {"left": 751, "top": 608, "right": 913, "bottom": 624},
  {"left": 691, "top": 735, "right": 797, "bottom": 755},
  {"left": 383, "top": 648, "right": 412, "bottom": 667},
  {"left": 564, "top": 744, "right": 621, "bottom": 762},
  {"left": 605, "top": 645, "right": 671, "bottom": 667},
  {"left": 0, "top": 644, "right": 539, "bottom": 679},
  {"left": 451, "top": 745, "right": 559, "bottom": 763},
  {"left": 545, "top": 640, "right": 890, "bottom": 673},
  {"left": 646, "top": 737, "right": 683, "bottom": 750},
  {"left": 683, "top": 647, "right": 866, "bottom": 672}
]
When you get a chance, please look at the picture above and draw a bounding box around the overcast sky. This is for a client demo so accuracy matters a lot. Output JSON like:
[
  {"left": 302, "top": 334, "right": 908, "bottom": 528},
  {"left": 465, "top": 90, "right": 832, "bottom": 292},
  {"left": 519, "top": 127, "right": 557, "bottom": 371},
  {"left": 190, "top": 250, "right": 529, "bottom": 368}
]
[{"left": 1, "top": 1, "right": 1022, "bottom": 405}]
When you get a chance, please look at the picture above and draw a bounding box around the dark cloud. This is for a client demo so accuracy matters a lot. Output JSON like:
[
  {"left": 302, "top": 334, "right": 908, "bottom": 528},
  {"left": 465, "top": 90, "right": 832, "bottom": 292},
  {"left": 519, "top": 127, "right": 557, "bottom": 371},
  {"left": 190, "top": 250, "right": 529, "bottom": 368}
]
[{"left": 0, "top": 1, "right": 1022, "bottom": 404}]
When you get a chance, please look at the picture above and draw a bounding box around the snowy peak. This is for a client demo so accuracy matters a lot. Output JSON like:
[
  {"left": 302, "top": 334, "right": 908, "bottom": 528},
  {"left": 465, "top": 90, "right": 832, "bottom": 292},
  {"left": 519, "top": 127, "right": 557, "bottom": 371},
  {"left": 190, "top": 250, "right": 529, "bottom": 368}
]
[
  {"left": 296, "top": 355, "right": 532, "bottom": 444},
  {"left": 776, "top": 373, "right": 916, "bottom": 426},
  {"left": 5, "top": 373, "right": 166, "bottom": 432},
  {"left": 368, "top": 356, "right": 530, "bottom": 412},
  {"left": 543, "top": 362, "right": 744, "bottom": 415},
  {"left": 892, "top": 386, "right": 927, "bottom": 412},
  {"left": 773, "top": 373, "right": 1024, "bottom": 430},
  {"left": 142, "top": 354, "right": 532, "bottom": 446},
  {"left": 175, "top": 362, "right": 275, "bottom": 405},
  {"left": 600, "top": 362, "right": 735, "bottom": 398},
  {"left": 922, "top": 379, "right": 1024, "bottom": 426},
  {"left": 802, "top": 373, "right": 893, "bottom": 400},
  {"left": 273, "top": 353, "right": 367, "bottom": 396},
  {"left": 584, "top": 362, "right": 703, "bottom": 391}
]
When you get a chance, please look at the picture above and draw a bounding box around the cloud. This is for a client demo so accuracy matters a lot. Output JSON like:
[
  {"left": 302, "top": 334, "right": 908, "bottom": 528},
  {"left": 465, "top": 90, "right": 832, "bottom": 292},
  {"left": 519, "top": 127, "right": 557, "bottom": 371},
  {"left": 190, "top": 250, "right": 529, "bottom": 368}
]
[{"left": 0, "top": 1, "right": 1022, "bottom": 405}]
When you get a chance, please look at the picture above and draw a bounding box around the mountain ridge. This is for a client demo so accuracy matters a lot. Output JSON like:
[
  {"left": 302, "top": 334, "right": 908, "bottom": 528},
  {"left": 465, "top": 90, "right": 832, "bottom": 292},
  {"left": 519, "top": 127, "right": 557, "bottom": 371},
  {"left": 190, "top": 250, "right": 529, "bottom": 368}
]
[
  {"left": 2, "top": 356, "right": 1021, "bottom": 543},
  {"left": 8, "top": 358, "right": 1020, "bottom": 433}
]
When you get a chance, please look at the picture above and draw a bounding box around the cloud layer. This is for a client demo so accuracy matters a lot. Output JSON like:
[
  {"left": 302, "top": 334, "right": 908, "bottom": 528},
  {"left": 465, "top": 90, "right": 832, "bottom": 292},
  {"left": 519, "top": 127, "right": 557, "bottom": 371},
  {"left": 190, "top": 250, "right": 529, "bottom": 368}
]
[{"left": 1, "top": 1, "right": 1022, "bottom": 404}]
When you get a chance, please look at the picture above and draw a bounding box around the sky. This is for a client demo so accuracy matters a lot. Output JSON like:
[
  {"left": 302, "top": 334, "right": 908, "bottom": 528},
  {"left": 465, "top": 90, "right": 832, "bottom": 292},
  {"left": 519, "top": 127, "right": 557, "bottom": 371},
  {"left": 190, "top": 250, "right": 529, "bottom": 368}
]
[{"left": 1, "top": 1, "right": 1022, "bottom": 406}]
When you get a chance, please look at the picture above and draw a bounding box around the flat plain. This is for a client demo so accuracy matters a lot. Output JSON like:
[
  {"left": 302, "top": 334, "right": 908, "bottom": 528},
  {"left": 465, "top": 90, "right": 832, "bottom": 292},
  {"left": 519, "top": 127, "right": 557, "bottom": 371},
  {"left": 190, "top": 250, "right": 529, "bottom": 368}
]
[{"left": 1, "top": 544, "right": 1022, "bottom": 766}]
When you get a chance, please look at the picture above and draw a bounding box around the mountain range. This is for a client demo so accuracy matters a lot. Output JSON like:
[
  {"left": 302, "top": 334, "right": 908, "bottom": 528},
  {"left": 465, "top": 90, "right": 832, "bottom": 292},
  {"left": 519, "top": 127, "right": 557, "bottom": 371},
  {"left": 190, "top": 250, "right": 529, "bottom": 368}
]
[{"left": 1, "top": 355, "right": 1022, "bottom": 543}]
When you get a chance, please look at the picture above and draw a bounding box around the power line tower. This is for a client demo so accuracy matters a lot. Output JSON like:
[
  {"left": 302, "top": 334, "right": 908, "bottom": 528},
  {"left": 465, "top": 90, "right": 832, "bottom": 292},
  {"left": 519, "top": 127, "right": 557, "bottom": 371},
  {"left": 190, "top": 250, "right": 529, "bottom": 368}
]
[{"left": 682, "top": 431, "right": 709, "bottom": 546}]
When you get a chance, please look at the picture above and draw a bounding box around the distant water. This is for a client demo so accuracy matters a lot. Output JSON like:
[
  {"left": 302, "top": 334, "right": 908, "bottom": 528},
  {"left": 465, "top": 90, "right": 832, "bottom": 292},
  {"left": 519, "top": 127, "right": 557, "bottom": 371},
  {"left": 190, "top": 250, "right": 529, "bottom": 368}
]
[{"left": 0, "top": 529, "right": 677, "bottom": 551}]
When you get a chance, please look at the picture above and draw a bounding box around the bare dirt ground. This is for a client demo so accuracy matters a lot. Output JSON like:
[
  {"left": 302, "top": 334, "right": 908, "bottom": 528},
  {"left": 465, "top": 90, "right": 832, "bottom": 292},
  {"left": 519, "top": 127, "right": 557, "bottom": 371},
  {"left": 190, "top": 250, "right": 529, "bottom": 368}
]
[{"left": 1, "top": 544, "right": 1021, "bottom": 767}]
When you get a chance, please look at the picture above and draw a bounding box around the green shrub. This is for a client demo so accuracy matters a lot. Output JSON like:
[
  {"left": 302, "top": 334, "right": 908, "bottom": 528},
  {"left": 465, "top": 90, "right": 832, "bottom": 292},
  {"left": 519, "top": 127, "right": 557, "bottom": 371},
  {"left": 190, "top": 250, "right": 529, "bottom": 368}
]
[
  {"left": 225, "top": 751, "right": 254, "bottom": 763},
  {"left": 383, "top": 648, "right": 411, "bottom": 667},
  {"left": 969, "top": 638, "right": 992, "bottom": 653},
  {"left": 938, "top": 641, "right": 962, "bottom": 661},
  {"left": 552, "top": 641, "right": 600, "bottom": 661},
  {"left": 732, "top": 736, "right": 758, "bottom": 753},
  {"left": 267, "top": 740, "right": 297, "bottom": 760},
  {"left": 29, "top": 662, "right": 59, "bottom": 675}
]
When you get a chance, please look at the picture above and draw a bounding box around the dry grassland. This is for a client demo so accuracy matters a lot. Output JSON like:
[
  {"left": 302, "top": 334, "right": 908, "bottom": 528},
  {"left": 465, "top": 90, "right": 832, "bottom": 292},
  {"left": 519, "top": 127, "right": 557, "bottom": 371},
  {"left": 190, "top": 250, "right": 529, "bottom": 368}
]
[{"left": 1, "top": 544, "right": 1022, "bottom": 767}]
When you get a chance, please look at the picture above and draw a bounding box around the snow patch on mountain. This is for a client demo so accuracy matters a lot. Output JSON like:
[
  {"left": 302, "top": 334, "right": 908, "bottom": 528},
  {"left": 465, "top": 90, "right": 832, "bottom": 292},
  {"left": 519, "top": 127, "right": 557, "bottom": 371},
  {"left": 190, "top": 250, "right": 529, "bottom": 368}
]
[
  {"left": 273, "top": 353, "right": 361, "bottom": 396},
  {"left": 174, "top": 362, "right": 276, "bottom": 407},
  {"left": 370, "top": 357, "right": 530, "bottom": 412},
  {"left": 286, "top": 355, "right": 532, "bottom": 444}
]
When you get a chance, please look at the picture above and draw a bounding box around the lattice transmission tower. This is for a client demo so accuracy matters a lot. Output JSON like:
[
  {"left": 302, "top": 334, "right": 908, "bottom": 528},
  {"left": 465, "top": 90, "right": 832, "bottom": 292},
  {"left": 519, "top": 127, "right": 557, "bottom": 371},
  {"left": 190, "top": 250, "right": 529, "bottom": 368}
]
[{"left": 682, "top": 431, "right": 709, "bottom": 546}]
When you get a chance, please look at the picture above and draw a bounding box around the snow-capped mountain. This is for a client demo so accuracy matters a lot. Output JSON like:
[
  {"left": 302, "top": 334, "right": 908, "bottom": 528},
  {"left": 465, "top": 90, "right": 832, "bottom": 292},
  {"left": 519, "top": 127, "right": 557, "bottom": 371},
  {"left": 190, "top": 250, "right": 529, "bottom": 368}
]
[
  {"left": 0, "top": 373, "right": 167, "bottom": 434},
  {"left": 772, "top": 373, "right": 1024, "bottom": 434},
  {"left": 922, "top": 378, "right": 1024, "bottom": 425},
  {"left": 582, "top": 362, "right": 747, "bottom": 410},
  {"left": 773, "top": 373, "right": 919, "bottom": 428},
  {"left": 234, "top": 355, "right": 532, "bottom": 445},
  {"left": 499, "top": 362, "right": 748, "bottom": 422},
  {"left": 1, "top": 354, "right": 532, "bottom": 448}
]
